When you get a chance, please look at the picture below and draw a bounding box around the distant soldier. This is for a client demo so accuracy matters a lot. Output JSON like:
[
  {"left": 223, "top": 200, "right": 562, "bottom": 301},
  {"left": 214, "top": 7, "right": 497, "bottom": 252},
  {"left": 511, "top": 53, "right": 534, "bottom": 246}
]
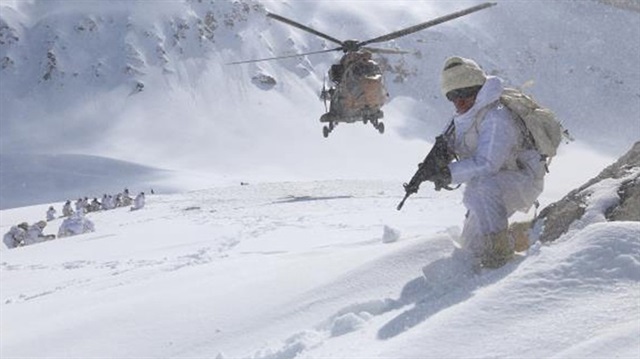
[
  {"left": 88, "top": 198, "right": 101, "bottom": 212},
  {"left": 101, "top": 194, "right": 111, "bottom": 210},
  {"left": 62, "top": 200, "right": 74, "bottom": 217},
  {"left": 24, "top": 220, "right": 56, "bottom": 245},
  {"left": 58, "top": 212, "right": 95, "bottom": 238},
  {"left": 115, "top": 193, "right": 123, "bottom": 207},
  {"left": 121, "top": 189, "right": 133, "bottom": 206},
  {"left": 106, "top": 194, "right": 116, "bottom": 209},
  {"left": 46, "top": 206, "right": 57, "bottom": 221},
  {"left": 131, "top": 192, "right": 145, "bottom": 211},
  {"left": 3, "top": 225, "right": 27, "bottom": 249},
  {"left": 75, "top": 198, "right": 85, "bottom": 214}
]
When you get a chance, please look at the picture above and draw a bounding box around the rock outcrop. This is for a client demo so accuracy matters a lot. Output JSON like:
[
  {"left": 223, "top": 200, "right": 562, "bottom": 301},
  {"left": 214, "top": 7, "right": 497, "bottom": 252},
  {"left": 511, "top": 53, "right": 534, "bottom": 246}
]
[{"left": 535, "top": 141, "right": 640, "bottom": 242}]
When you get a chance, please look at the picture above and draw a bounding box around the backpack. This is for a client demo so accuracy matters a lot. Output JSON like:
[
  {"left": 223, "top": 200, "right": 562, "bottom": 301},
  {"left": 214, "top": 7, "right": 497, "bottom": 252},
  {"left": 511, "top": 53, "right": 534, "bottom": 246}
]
[{"left": 500, "top": 87, "right": 569, "bottom": 160}]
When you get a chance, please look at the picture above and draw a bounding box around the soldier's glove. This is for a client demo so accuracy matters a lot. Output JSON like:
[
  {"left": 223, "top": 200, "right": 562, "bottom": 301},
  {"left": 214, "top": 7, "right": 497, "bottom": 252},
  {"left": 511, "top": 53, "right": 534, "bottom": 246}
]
[{"left": 432, "top": 165, "right": 452, "bottom": 191}]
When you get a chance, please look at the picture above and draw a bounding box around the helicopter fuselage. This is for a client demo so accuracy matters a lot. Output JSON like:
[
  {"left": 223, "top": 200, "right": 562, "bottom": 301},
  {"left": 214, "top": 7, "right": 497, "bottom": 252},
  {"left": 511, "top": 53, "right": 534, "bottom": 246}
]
[{"left": 319, "top": 51, "right": 388, "bottom": 136}]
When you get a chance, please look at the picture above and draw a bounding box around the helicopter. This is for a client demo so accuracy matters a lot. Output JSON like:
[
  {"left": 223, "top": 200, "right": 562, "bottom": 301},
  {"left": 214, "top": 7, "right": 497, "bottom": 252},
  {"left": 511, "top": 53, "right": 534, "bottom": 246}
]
[{"left": 229, "top": 2, "right": 496, "bottom": 138}]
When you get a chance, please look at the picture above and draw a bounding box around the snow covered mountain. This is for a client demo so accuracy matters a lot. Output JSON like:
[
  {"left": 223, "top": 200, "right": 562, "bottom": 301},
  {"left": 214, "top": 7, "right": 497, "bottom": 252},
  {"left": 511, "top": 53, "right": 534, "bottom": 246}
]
[
  {"left": 1, "top": 0, "right": 639, "bottom": 179},
  {"left": 0, "top": 153, "right": 180, "bottom": 209}
]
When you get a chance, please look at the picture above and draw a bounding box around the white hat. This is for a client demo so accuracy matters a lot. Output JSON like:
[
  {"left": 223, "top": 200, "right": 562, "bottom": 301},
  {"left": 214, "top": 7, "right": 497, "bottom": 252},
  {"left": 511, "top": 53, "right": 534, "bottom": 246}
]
[{"left": 440, "top": 56, "right": 487, "bottom": 96}]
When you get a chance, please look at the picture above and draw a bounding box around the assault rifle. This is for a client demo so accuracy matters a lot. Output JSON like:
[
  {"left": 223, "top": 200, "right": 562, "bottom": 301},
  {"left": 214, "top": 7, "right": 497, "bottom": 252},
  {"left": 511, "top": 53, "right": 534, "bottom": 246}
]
[{"left": 397, "top": 121, "right": 457, "bottom": 211}]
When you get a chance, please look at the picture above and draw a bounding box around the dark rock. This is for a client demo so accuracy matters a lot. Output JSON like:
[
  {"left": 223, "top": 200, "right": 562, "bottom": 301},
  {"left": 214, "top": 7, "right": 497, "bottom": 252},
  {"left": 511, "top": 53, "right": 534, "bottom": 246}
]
[
  {"left": 536, "top": 141, "right": 640, "bottom": 242},
  {"left": 251, "top": 73, "right": 276, "bottom": 90}
]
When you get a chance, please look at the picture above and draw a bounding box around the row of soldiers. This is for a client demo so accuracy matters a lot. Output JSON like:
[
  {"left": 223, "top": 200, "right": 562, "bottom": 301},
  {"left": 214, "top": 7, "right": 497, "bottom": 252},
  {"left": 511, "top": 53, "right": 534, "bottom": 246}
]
[
  {"left": 51, "top": 189, "right": 146, "bottom": 220},
  {"left": 5, "top": 189, "right": 148, "bottom": 250}
]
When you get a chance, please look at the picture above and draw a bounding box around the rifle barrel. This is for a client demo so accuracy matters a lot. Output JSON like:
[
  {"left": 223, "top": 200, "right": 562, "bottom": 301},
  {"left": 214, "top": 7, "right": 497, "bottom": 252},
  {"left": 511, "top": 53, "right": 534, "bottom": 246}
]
[{"left": 397, "top": 193, "right": 410, "bottom": 211}]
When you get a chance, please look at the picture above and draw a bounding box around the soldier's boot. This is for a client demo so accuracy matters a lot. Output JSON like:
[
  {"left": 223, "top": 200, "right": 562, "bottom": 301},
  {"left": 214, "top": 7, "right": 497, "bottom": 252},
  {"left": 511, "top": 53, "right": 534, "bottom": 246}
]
[
  {"left": 509, "top": 221, "right": 532, "bottom": 252},
  {"left": 481, "top": 230, "right": 514, "bottom": 269}
]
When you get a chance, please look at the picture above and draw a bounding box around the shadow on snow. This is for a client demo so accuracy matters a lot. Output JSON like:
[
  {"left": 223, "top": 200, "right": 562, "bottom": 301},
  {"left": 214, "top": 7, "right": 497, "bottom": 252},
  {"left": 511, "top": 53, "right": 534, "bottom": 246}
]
[
  {"left": 272, "top": 195, "right": 353, "bottom": 204},
  {"left": 376, "top": 255, "right": 525, "bottom": 340}
]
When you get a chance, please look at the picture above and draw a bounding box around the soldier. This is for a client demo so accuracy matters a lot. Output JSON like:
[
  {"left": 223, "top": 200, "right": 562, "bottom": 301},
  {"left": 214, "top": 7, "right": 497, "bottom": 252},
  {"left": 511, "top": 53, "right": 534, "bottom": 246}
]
[
  {"left": 58, "top": 211, "right": 95, "bottom": 238},
  {"left": 3, "top": 224, "right": 27, "bottom": 249},
  {"left": 131, "top": 192, "right": 145, "bottom": 211},
  {"left": 88, "top": 198, "right": 101, "bottom": 212},
  {"left": 436, "top": 56, "right": 546, "bottom": 269},
  {"left": 62, "top": 200, "right": 74, "bottom": 217},
  {"left": 46, "top": 206, "right": 57, "bottom": 221},
  {"left": 24, "top": 220, "right": 55, "bottom": 245}
]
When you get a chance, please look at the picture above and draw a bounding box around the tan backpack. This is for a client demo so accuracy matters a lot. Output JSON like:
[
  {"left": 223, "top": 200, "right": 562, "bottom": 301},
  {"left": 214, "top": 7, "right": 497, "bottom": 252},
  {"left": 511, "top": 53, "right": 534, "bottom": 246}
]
[{"left": 500, "top": 87, "right": 570, "bottom": 160}]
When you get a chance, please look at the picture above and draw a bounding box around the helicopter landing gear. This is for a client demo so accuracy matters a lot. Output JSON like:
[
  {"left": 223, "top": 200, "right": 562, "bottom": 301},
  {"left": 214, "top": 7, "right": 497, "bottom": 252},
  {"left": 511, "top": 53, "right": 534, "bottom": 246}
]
[
  {"left": 365, "top": 114, "right": 385, "bottom": 134},
  {"left": 323, "top": 121, "right": 337, "bottom": 138},
  {"left": 370, "top": 118, "right": 384, "bottom": 134}
]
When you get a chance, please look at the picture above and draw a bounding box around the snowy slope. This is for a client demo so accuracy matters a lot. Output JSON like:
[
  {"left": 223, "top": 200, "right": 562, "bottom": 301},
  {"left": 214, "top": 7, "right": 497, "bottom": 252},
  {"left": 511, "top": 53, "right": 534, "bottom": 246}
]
[{"left": 1, "top": 172, "right": 638, "bottom": 358}]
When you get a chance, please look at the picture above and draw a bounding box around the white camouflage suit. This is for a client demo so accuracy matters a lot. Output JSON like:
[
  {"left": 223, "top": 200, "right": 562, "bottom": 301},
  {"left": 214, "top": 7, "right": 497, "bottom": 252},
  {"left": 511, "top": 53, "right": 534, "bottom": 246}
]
[{"left": 447, "top": 76, "right": 546, "bottom": 262}]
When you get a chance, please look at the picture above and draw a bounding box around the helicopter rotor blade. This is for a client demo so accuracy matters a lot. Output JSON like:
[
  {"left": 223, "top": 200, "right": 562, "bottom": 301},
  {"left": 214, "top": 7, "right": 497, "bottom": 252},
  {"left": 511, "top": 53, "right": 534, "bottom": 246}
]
[
  {"left": 226, "top": 47, "right": 341, "bottom": 65},
  {"left": 267, "top": 12, "right": 344, "bottom": 46},
  {"left": 358, "top": 2, "right": 496, "bottom": 47},
  {"left": 362, "top": 46, "right": 412, "bottom": 55}
]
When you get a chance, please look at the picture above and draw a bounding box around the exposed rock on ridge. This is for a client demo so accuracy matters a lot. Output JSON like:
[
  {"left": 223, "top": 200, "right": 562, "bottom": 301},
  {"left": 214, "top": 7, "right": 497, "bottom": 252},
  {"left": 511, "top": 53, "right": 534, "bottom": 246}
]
[{"left": 536, "top": 141, "right": 640, "bottom": 242}]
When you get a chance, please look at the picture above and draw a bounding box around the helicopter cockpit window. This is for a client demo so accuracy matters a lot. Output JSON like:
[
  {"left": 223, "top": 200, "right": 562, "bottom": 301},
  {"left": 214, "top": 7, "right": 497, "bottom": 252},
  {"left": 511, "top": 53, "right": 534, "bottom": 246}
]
[
  {"left": 353, "top": 59, "right": 381, "bottom": 78},
  {"left": 329, "top": 64, "right": 344, "bottom": 84}
]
